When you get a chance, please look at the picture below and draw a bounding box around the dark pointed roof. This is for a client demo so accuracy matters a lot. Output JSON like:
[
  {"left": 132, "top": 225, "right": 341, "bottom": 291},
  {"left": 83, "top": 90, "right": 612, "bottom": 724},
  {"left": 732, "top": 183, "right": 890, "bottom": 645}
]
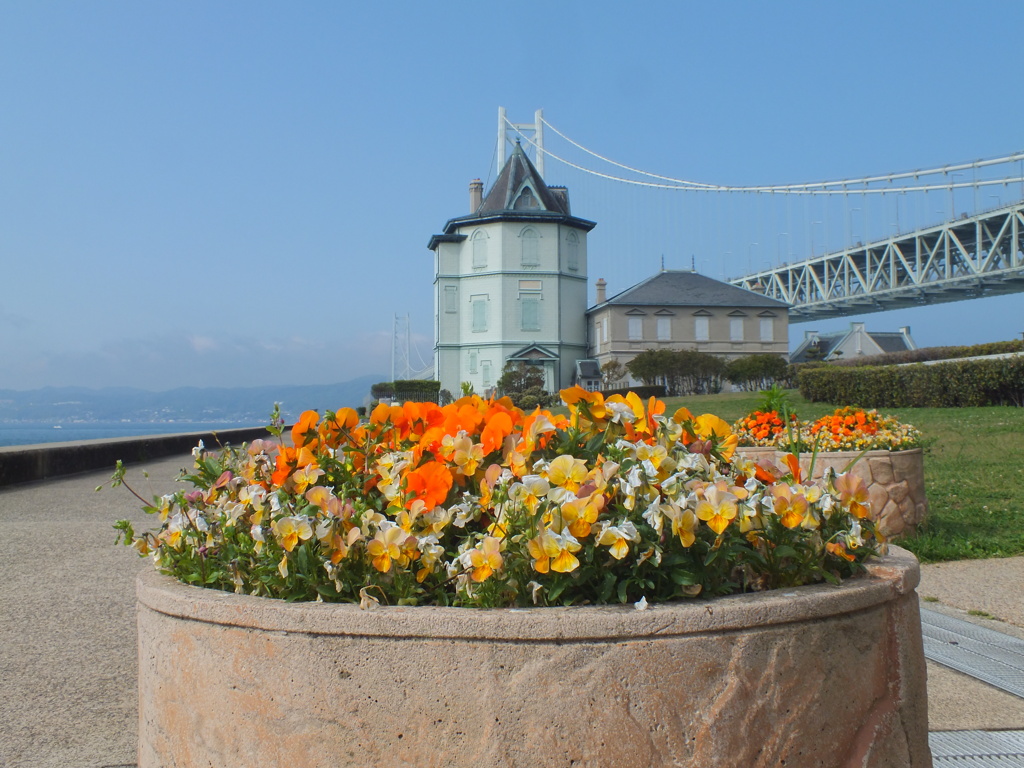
[
  {"left": 588, "top": 270, "right": 789, "bottom": 313},
  {"left": 478, "top": 142, "right": 570, "bottom": 215},
  {"left": 869, "top": 331, "right": 915, "bottom": 353},
  {"left": 429, "top": 142, "right": 595, "bottom": 248}
]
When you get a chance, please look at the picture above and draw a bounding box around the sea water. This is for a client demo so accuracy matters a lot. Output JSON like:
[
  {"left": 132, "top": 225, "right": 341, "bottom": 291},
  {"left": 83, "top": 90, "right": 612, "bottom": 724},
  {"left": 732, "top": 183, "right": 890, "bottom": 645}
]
[{"left": 0, "top": 422, "right": 259, "bottom": 448}]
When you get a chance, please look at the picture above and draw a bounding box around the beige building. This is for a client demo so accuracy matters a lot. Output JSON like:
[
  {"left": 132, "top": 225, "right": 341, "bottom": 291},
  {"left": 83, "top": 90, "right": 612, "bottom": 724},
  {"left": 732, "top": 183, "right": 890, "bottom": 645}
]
[{"left": 586, "top": 270, "right": 790, "bottom": 385}]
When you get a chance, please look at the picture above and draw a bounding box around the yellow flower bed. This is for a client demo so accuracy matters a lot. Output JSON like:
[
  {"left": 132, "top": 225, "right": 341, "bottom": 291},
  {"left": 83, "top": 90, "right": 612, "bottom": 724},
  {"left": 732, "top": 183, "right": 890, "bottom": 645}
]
[{"left": 114, "top": 389, "right": 884, "bottom": 607}]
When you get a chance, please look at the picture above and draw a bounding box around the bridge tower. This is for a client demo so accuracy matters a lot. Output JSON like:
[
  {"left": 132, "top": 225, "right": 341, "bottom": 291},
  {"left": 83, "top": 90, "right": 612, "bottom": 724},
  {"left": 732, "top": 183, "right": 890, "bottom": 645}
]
[{"left": 428, "top": 138, "right": 596, "bottom": 397}]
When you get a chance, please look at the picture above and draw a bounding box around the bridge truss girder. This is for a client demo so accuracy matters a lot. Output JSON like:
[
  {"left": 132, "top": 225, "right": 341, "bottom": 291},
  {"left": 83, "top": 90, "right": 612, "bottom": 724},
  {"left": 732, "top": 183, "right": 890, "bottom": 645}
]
[{"left": 731, "top": 202, "right": 1024, "bottom": 321}]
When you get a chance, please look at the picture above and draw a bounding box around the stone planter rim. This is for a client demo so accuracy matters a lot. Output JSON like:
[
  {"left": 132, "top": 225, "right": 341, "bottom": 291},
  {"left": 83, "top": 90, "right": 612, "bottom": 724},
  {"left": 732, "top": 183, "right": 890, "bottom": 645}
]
[{"left": 137, "top": 546, "right": 919, "bottom": 642}]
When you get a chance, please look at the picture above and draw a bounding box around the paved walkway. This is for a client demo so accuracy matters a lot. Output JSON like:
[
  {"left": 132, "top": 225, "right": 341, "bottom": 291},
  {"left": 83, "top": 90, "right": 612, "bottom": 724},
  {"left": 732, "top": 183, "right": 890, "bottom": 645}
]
[{"left": 1, "top": 456, "right": 1022, "bottom": 767}]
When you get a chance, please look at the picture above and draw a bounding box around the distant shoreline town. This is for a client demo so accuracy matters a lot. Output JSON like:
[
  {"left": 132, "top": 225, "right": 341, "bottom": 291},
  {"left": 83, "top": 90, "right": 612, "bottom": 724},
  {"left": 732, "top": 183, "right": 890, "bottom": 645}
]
[{"left": 0, "top": 376, "right": 381, "bottom": 426}]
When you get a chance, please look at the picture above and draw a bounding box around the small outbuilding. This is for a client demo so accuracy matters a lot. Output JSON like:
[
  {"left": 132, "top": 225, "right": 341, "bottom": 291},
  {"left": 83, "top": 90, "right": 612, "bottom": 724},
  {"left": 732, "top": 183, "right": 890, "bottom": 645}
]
[{"left": 790, "top": 322, "right": 917, "bottom": 363}]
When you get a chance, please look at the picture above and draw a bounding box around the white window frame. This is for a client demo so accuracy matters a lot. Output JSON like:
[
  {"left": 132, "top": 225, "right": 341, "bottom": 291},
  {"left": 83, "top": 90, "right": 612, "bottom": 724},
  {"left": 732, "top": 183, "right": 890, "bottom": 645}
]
[
  {"left": 472, "top": 231, "right": 487, "bottom": 269},
  {"left": 657, "top": 316, "right": 671, "bottom": 341},
  {"left": 471, "top": 296, "right": 488, "bottom": 332},
  {"left": 521, "top": 228, "right": 539, "bottom": 267},
  {"left": 730, "top": 317, "right": 744, "bottom": 342},
  {"left": 695, "top": 316, "right": 710, "bottom": 342},
  {"left": 520, "top": 294, "right": 541, "bottom": 332},
  {"left": 567, "top": 232, "right": 580, "bottom": 271},
  {"left": 628, "top": 316, "right": 643, "bottom": 341},
  {"left": 760, "top": 317, "right": 774, "bottom": 342}
]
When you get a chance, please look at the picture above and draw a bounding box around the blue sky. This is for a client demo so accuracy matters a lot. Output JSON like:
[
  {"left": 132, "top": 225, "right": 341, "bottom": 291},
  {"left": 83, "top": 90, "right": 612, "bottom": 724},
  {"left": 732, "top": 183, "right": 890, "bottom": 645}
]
[{"left": 2, "top": 1, "right": 1023, "bottom": 391}]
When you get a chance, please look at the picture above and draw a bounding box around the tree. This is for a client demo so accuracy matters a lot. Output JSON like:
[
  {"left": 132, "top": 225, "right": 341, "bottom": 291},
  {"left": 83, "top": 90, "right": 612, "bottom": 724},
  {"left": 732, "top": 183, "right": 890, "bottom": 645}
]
[
  {"left": 725, "top": 355, "right": 789, "bottom": 392},
  {"left": 496, "top": 362, "right": 554, "bottom": 409},
  {"left": 627, "top": 349, "right": 725, "bottom": 396},
  {"left": 601, "top": 359, "right": 627, "bottom": 388},
  {"left": 497, "top": 362, "right": 544, "bottom": 395}
]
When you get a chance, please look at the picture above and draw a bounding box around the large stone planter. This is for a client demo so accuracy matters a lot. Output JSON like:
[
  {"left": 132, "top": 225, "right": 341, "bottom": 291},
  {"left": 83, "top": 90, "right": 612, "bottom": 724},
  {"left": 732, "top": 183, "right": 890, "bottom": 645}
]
[
  {"left": 737, "top": 447, "right": 928, "bottom": 538},
  {"left": 137, "top": 548, "right": 931, "bottom": 768}
]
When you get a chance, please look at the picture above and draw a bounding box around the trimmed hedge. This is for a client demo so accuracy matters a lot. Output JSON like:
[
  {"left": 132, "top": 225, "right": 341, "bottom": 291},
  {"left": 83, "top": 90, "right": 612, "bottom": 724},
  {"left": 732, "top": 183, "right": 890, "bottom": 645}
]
[
  {"left": 600, "top": 385, "right": 667, "bottom": 400},
  {"left": 798, "top": 356, "right": 1024, "bottom": 407},
  {"left": 370, "top": 380, "right": 441, "bottom": 402},
  {"left": 824, "top": 339, "right": 1024, "bottom": 368}
]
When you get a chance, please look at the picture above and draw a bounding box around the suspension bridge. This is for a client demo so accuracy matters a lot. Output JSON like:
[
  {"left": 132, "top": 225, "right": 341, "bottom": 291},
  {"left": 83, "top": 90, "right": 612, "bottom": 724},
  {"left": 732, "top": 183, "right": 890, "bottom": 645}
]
[
  {"left": 498, "top": 108, "right": 1024, "bottom": 322},
  {"left": 733, "top": 201, "right": 1024, "bottom": 319}
]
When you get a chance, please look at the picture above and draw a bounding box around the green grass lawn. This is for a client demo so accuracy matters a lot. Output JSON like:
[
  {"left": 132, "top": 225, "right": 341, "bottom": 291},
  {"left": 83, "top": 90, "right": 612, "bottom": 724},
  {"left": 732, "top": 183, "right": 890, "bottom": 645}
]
[{"left": 663, "top": 390, "right": 1024, "bottom": 563}]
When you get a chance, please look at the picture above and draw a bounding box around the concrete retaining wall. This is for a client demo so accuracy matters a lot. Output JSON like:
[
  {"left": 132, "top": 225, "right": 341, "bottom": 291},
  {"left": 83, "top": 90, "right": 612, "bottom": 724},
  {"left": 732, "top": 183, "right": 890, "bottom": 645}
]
[{"left": 0, "top": 426, "right": 271, "bottom": 487}]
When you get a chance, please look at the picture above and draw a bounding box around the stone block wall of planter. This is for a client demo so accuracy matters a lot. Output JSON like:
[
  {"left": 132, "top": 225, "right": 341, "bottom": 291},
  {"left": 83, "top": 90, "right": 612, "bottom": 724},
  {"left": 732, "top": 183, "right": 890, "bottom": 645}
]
[
  {"left": 737, "top": 447, "right": 928, "bottom": 539},
  {"left": 136, "top": 547, "right": 931, "bottom": 768}
]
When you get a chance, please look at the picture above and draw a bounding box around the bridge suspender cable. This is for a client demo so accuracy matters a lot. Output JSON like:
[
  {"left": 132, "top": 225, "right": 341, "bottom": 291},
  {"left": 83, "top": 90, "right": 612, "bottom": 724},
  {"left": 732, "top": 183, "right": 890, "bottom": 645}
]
[{"left": 504, "top": 116, "right": 1024, "bottom": 196}]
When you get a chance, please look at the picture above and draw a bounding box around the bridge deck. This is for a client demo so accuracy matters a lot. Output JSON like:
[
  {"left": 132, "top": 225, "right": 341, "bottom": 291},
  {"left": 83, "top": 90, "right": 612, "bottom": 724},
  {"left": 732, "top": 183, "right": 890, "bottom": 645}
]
[{"left": 731, "top": 202, "right": 1024, "bottom": 320}]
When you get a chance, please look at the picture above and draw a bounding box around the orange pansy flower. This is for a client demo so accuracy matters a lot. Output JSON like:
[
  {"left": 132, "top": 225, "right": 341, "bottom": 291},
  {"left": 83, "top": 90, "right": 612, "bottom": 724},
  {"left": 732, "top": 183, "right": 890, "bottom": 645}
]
[
  {"left": 291, "top": 410, "right": 321, "bottom": 448},
  {"left": 404, "top": 460, "right": 454, "bottom": 510}
]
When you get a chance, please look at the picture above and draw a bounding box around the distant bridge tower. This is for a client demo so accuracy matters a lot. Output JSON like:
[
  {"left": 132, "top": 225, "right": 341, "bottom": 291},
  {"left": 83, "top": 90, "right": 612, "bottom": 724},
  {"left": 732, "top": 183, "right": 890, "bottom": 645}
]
[
  {"left": 391, "top": 313, "right": 411, "bottom": 382},
  {"left": 498, "top": 107, "right": 545, "bottom": 176}
]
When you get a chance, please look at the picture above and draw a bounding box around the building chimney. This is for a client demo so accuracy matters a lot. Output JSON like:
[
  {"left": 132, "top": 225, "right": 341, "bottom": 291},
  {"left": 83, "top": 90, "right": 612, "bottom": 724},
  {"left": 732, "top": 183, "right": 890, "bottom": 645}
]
[
  {"left": 469, "top": 179, "right": 483, "bottom": 212},
  {"left": 595, "top": 278, "right": 607, "bottom": 304}
]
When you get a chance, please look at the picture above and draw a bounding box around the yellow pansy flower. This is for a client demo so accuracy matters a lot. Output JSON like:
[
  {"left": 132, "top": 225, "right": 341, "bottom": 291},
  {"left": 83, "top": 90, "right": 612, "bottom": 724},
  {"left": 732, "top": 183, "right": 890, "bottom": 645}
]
[
  {"left": 546, "top": 455, "right": 588, "bottom": 493},
  {"left": 272, "top": 516, "right": 314, "bottom": 552},
  {"left": 695, "top": 485, "right": 738, "bottom": 535},
  {"left": 366, "top": 523, "right": 411, "bottom": 574},
  {"left": 771, "top": 486, "right": 809, "bottom": 529},
  {"left": 596, "top": 521, "right": 640, "bottom": 559},
  {"left": 468, "top": 536, "right": 503, "bottom": 582}
]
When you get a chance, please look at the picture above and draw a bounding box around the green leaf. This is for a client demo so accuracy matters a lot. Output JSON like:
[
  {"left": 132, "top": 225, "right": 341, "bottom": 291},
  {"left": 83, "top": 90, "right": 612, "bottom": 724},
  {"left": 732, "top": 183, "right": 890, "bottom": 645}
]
[{"left": 671, "top": 570, "right": 698, "bottom": 586}]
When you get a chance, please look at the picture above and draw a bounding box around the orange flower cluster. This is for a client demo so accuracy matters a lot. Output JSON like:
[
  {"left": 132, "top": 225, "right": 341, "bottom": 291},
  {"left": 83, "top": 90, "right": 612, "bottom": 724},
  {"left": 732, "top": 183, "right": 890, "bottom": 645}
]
[
  {"left": 734, "top": 405, "right": 920, "bottom": 452},
  {"left": 736, "top": 410, "right": 793, "bottom": 444},
  {"left": 809, "top": 407, "right": 879, "bottom": 440},
  {"left": 116, "top": 388, "right": 881, "bottom": 607}
]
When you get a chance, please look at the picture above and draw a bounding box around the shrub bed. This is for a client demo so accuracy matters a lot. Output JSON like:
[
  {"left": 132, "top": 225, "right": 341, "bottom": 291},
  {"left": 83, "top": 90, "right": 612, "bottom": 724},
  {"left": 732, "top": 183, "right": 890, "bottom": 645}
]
[
  {"left": 827, "top": 338, "right": 1024, "bottom": 368},
  {"left": 797, "top": 357, "right": 1024, "bottom": 407}
]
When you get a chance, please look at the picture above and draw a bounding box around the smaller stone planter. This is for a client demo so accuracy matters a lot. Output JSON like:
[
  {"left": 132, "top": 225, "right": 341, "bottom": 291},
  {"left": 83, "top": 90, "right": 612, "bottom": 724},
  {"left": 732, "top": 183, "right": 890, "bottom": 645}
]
[
  {"left": 737, "top": 447, "right": 928, "bottom": 538},
  {"left": 136, "top": 547, "right": 931, "bottom": 768}
]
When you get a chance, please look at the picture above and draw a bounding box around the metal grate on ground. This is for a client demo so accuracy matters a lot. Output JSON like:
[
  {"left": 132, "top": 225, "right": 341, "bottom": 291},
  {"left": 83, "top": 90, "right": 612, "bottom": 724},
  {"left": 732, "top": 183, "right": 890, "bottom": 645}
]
[
  {"left": 921, "top": 608, "right": 1024, "bottom": 700},
  {"left": 930, "top": 730, "right": 1024, "bottom": 766}
]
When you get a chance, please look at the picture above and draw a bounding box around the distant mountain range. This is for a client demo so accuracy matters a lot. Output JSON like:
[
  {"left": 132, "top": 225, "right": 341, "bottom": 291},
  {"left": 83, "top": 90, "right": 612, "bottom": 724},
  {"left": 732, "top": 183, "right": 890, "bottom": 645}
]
[{"left": 0, "top": 375, "right": 383, "bottom": 424}]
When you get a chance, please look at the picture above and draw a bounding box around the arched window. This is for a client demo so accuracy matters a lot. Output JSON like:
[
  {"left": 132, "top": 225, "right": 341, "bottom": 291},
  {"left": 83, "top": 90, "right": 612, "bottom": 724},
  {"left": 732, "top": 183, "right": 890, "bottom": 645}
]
[
  {"left": 521, "top": 228, "right": 539, "bottom": 267},
  {"left": 472, "top": 231, "right": 487, "bottom": 268},
  {"left": 566, "top": 232, "right": 580, "bottom": 271},
  {"left": 513, "top": 187, "right": 538, "bottom": 210}
]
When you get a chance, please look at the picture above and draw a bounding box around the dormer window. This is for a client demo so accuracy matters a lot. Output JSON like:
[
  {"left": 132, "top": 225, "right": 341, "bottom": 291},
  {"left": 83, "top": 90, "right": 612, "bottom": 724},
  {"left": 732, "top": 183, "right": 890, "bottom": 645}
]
[{"left": 513, "top": 187, "right": 539, "bottom": 210}]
